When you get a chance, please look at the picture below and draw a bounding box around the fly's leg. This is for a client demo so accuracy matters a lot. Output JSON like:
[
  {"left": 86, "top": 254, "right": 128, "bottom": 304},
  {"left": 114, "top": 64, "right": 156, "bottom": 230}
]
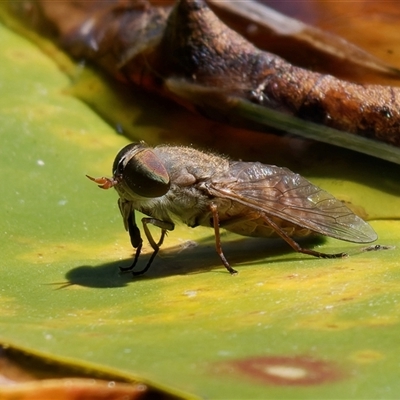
[
  {"left": 119, "top": 211, "right": 143, "bottom": 272},
  {"left": 260, "top": 214, "right": 348, "bottom": 258},
  {"left": 131, "top": 218, "right": 174, "bottom": 276},
  {"left": 210, "top": 203, "right": 238, "bottom": 275}
]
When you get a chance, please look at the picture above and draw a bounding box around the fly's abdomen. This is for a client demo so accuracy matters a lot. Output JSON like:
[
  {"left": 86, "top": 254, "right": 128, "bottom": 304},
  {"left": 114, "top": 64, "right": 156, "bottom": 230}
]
[
  {"left": 222, "top": 213, "right": 312, "bottom": 239},
  {"left": 215, "top": 198, "right": 313, "bottom": 239}
]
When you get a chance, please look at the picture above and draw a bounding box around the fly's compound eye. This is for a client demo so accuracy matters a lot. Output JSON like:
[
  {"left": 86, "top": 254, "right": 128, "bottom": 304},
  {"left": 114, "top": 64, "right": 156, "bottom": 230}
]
[
  {"left": 114, "top": 144, "right": 170, "bottom": 198},
  {"left": 113, "top": 143, "right": 138, "bottom": 176}
]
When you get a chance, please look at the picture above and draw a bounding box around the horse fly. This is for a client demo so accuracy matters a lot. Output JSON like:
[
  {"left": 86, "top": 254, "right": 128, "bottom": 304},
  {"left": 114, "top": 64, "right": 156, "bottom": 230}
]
[{"left": 87, "top": 142, "right": 377, "bottom": 275}]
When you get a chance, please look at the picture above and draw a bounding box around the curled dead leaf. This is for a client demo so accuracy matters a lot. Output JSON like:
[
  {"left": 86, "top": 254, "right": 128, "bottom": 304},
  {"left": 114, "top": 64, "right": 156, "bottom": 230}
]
[{"left": 4, "top": 0, "right": 400, "bottom": 160}]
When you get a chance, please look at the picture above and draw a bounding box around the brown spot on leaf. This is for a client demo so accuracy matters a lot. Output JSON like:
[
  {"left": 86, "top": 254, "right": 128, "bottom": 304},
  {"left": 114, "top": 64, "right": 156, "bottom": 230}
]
[{"left": 220, "top": 356, "right": 345, "bottom": 386}]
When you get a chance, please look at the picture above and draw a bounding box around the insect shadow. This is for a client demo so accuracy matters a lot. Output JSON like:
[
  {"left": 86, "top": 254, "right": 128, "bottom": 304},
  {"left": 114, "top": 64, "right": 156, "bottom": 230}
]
[{"left": 65, "top": 234, "right": 329, "bottom": 289}]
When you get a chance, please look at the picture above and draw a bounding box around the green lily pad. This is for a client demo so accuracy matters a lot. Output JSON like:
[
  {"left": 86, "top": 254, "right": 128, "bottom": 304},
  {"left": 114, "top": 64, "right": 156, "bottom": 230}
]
[{"left": 2, "top": 19, "right": 400, "bottom": 399}]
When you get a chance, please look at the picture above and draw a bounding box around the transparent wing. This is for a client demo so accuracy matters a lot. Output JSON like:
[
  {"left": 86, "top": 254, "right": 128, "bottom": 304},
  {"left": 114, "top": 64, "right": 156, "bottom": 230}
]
[{"left": 207, "top": 161, "right": 377, "bottom": 243}]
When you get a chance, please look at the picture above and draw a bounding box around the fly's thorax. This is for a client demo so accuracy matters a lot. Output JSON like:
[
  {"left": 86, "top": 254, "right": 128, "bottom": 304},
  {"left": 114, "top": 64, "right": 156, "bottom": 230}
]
[
  {"left": 153, "top": 145, "right": 230, "bottom": 183},
  {"left": 157, "top": 183, "right": 214, "bottom": 225}
]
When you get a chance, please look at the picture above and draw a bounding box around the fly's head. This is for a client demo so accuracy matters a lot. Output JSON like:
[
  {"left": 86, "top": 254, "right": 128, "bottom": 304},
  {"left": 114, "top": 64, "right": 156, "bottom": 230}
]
[
  {"left": 87, "top": 142, "right": 171, "bottom": 201},
  {"left": 114, "top": 142, "right": 170, "bottom": 199}
]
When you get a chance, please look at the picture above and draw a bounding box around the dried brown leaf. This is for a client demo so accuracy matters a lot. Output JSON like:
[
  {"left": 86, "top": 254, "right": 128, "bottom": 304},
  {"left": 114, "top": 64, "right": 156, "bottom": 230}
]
[
  {"left": 4, "top": 0, "right": 400, "bottom": 160},
  {"left": 208, "top": 0, "right": 400, "bottom": 80},
  {"left": 0, "top": 379, "right": 147, "bottom": 400}
]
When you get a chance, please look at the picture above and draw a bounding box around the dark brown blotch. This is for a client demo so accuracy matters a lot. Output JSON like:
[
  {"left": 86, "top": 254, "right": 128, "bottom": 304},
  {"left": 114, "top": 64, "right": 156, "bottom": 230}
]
[{"left": 218, "top": 355, "right": 345, "bottom": 386}]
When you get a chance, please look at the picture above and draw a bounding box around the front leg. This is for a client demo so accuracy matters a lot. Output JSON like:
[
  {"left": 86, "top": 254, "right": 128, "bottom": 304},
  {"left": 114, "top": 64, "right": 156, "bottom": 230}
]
[
  {"left": 119, "top": 208, "right": 143, "bottom": 272},
  {"left": 131, "top": 218, "right": 175, "bottom": 276}
]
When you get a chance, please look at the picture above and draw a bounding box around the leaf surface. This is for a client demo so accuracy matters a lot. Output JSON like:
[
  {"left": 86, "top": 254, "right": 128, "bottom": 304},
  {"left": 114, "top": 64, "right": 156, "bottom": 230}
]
[{"left": 1, "top": 6, "right": 400, "bottom": 399}]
